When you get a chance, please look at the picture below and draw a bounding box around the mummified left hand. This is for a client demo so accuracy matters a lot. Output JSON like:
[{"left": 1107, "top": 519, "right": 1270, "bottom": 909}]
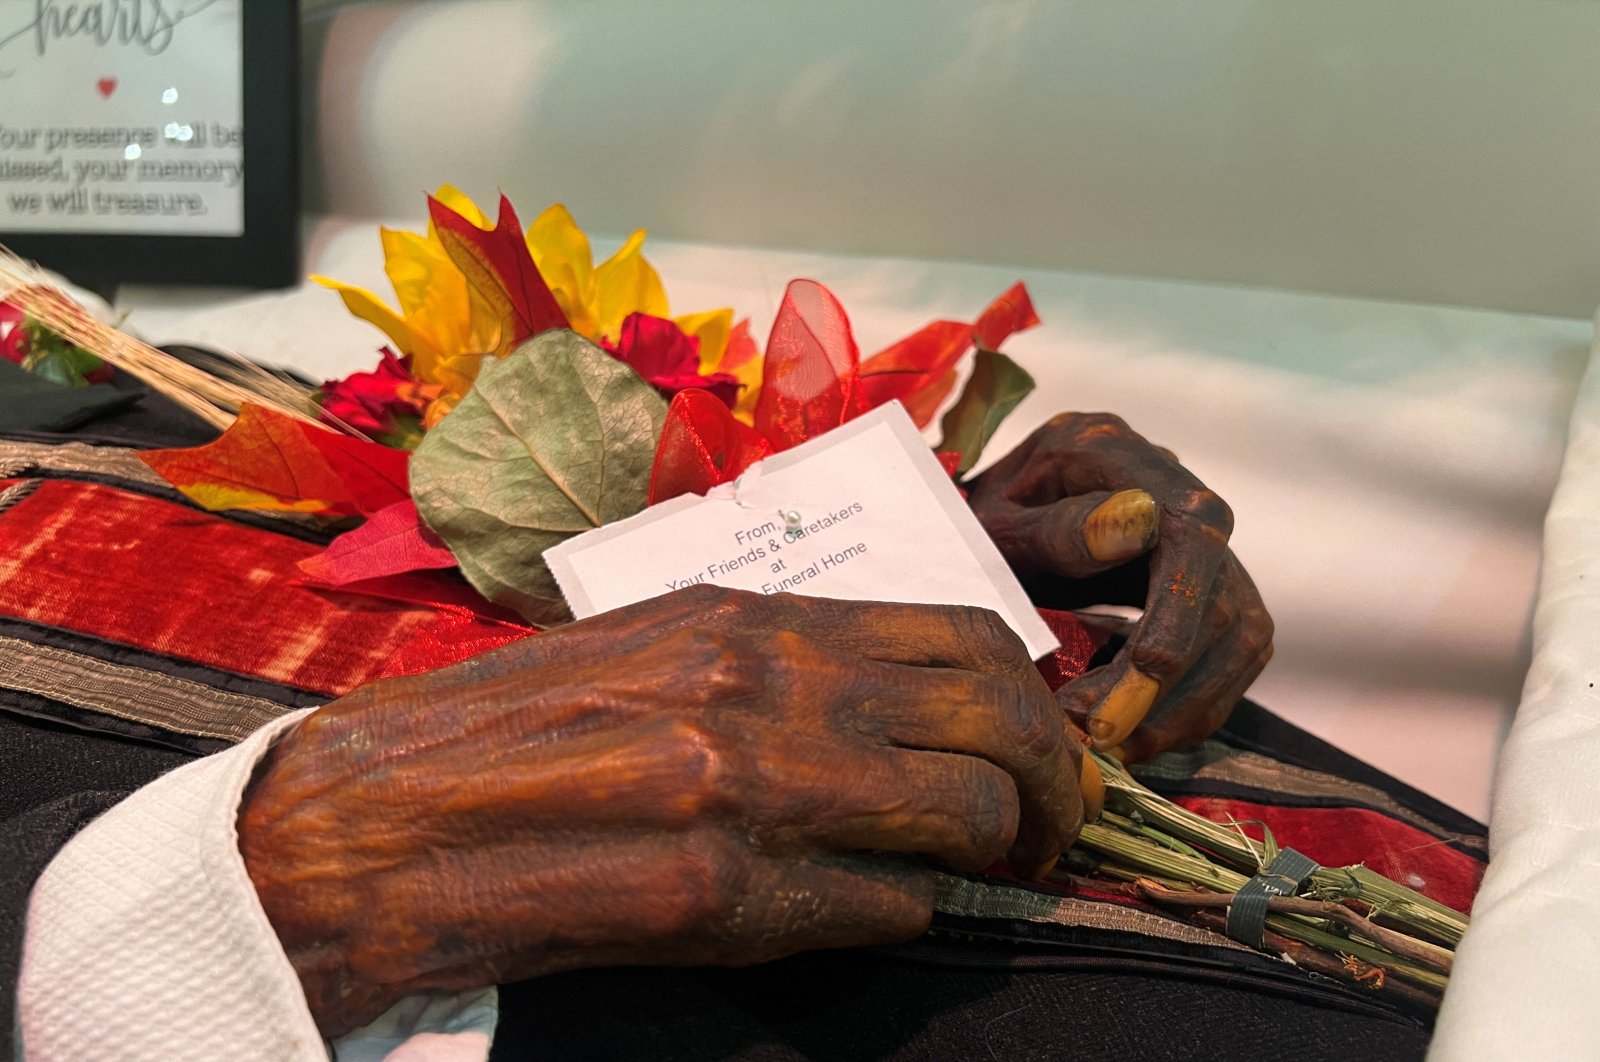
[
  {"left": 969, "top": 412, "right": 1274, "bottom": 761},
  {"left": 238, "top": 585, "right": 1086, "bottom": 1037}
]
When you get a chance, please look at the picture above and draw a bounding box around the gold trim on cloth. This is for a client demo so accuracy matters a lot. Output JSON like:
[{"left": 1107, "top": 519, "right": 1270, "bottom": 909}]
[
  {"left": 0, "top": 635, "right": 290, "bottom": 743},
  {"left": 0, "top": 479, "right": 41, "bottom": 517},
  {"left": 0, "top": 438, "right": 172, "bottom": 490},
  {"left": 931, "top": 872, "right": 1253, "bottom": 953}
]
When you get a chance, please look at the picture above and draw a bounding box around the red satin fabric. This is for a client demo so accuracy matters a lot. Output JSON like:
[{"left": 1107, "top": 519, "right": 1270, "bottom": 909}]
[
  {"left": 1173, "top": 797, "right": 1483, "bottom": 915},
  {"left": 0, "top": 479, "right": 528, "bottom": 694},
  {"left": 1035, "top": 606, "right": 1109, "bottom": 690}
]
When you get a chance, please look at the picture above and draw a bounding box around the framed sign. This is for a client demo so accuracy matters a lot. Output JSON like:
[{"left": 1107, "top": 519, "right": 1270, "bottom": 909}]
[{"left": 0, "top": 1, "right": 299, "bottom": 288}]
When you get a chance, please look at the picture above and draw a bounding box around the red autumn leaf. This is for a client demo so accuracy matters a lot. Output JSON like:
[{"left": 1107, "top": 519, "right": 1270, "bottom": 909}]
[
  {"left": 973, "top": 281, "right": 1041, "bottom": 351},
  {"left": 140, "top": 404, "right": 410, "bottom": 517},
  {"left": 297, "top": 499, "right": 459, "bottom": 586},
  {"left": 429, "top": 193, "right": 568, "bottom": 350},
  {"left": 650, "top": 388, "right": 775, "bottom": 505},
  {"left": 299, "top": 415, "right": 411, "bottom": 513},
  {"left": 754, "top": 279, "right": 864, "bottom": 452}
]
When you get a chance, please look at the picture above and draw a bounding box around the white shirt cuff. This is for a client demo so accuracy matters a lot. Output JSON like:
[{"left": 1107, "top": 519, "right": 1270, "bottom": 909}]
[{"left": 18, "top": 708, "right": 497, "bottom": 1061}]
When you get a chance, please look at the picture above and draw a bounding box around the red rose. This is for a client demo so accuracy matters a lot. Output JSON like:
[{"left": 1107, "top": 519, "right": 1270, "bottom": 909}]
[
  {"left": 319, "top": 348, "right": 440, "bottom": 443},
  {"left": 603, "top": 313, "right": 741, "bottom": 407}
]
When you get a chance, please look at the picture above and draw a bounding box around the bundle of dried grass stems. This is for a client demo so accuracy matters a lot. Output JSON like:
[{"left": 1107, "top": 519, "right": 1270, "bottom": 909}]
[
  {"left": 0, "top": 246, "right": 320, "bottom": 431},
  {"left": 1058, "top": 750, "right": 1468, "bottom": 1006}
]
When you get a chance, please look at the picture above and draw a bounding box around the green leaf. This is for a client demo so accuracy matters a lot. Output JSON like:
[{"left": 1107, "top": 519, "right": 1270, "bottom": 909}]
[
  {"left": 936, "top": 349, "right": 1035, "bottom": 475},
  {"left": 410, "top": 330, "right": 667, "bottom": 625}
]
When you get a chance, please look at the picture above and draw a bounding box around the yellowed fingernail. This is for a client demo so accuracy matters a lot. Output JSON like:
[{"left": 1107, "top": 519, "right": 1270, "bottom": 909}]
[
  {"left": 1089, "top": 669, "right": 1161, "bottom": 749},
  {"left": 1031, "top": 854, "right": 1062, "bottom": 881},
  {"left": 1084, "top": 490, "right": 1158, "bottom": 563},
  {"left": 1078, "top": 754, "right": 1105, "bottom": 823}
]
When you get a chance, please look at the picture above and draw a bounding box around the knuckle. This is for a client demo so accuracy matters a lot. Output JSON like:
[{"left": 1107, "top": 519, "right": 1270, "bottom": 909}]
[
  {"left": 662, "top": 718, "right": 746, "bottom": 818},
  {"left": 1049, "top": 410, "right": 1129, "bottom": 439},
  {"left": 1131, "top": 643, "right": 1186, "bottom": 683},
  {"left": 962, "top": 764, "right": 1021, "bottom": 866},
  {"left": 758, "top": 629, "right": 825, "bottom": 685},
  {"left": 1208, "top": 595, "right": 1239, "bottom": 639},
  {"left": 997, "top": 682, "right": 1063, "bottom": 764},
  {"left": 677, "top": 583, "right": 773, "bottom": 629},
  {"left": 1241, "top": 614, "right": 1275, "bottom": 660},
  {"left": 1175, "top": 488, "right": 1235, "bottom": 537},
  {"left": 671, "top": 629, "right": 763, "bottom": 700},
  {"left": 949, "top": 605, "right": 1022, "bottom": 666},
  {"left": 669, "top": 828, "right": 748, "bottom": 932},
  {"left": 676, "top": 581, "right": 740, "bottom": 619}
]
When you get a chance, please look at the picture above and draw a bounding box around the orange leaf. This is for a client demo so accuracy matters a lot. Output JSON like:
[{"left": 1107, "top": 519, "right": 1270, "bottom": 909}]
[
  {"left": 429, "top": 194, "right": 568, "bottom": 353},
  {"left": 140, "top": 404, "right": 410, "bottom": 517}
]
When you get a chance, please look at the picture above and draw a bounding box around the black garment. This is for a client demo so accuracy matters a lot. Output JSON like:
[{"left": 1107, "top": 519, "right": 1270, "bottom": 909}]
[{"left": 1, "top": 387, "right": 1475, "bottom": 1061}]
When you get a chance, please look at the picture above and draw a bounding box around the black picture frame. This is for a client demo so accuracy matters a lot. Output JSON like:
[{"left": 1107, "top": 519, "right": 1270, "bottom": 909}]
[{"left": 1, "top": 1, "right": 300, "bottom": 290}]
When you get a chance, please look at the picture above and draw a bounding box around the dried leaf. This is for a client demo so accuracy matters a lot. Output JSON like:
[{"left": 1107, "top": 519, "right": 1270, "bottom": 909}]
[
  {"left": 411, "top": 330, "right": 667, "bottom": 625},
  {"left": 936, "top": 350, "right": 1036, "bottom": 475},
  {"left": 430, "top": 194, "right": 568, "bottom": 353},
  {"left": 140, "top": 403, "right": 410, "bottom": 515}
]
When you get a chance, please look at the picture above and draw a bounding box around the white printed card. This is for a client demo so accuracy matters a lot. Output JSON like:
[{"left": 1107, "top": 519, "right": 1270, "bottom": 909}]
[{"left": 544, "top": 402, "right": 1057, "bottom": 659}]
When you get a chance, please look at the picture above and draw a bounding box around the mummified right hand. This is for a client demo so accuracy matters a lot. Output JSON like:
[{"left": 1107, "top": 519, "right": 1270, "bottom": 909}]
[{"left": 237, "top": 585, "right": 1089, "bottom": 1036}]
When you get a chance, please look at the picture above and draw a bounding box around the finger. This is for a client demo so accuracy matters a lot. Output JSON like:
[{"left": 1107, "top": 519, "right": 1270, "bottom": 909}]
[
  {"left": 1120, "top": 565, "right": 1272, "bottom": 760},
  {"left": 974, "top": 489, "right": 1160, "bottom": 580},
  {"left": 1087, "top": 488, "right": 1234, "bottom": 749},
  {"left": 706, "top": 851, "right": 936, "bottom": 962},
  {"left": 555, "top": 586, "right": 1046, "bottom": 683},
  {"left": 767, "top": 741, "right": 1023, "bottom": 874},
  {"left": 750, "top": 593, "right": 1044, "bottom": 682},
  {"left": 852, "top": 659, "right": 1083, "bottom": 876},
  {"left": 1123, "top": 641, "right": 1272, "bottom": 762},
  {"left": 395, "top": 831, "right": 937, "bottom": 982}
]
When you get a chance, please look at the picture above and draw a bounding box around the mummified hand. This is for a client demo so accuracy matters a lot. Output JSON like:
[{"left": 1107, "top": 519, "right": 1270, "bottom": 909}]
[
  {"left": 238, "top": 585, "right": 1086, "bottom": 1036},
  {"left": 968, "top": 413, "right": 1274, "bottom": 762}
]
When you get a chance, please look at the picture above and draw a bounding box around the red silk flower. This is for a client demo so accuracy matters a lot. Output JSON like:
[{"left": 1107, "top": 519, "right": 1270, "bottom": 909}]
[
  {"left": 0, "top": 301, "right": 25, "bottom": 365},
  {"left": 319, "top": 348, "right": 441, "bottom": 437},
  {"left": 604, "top": 313, "right": 741, "bottom": 406}
]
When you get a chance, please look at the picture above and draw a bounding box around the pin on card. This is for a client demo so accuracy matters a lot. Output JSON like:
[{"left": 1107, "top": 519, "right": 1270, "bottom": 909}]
[{"left": 545, "top": 402, "right": 1058, "bottom": 659}]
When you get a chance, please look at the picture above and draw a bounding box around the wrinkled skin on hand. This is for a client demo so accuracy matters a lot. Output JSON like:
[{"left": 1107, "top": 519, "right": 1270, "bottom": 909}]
[
  {"left": 239, "top": 586, "right": 1085, "bottom": 1036},
  {"left": 968, "top": 412, "right": 1274, "bottom": 762}
]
